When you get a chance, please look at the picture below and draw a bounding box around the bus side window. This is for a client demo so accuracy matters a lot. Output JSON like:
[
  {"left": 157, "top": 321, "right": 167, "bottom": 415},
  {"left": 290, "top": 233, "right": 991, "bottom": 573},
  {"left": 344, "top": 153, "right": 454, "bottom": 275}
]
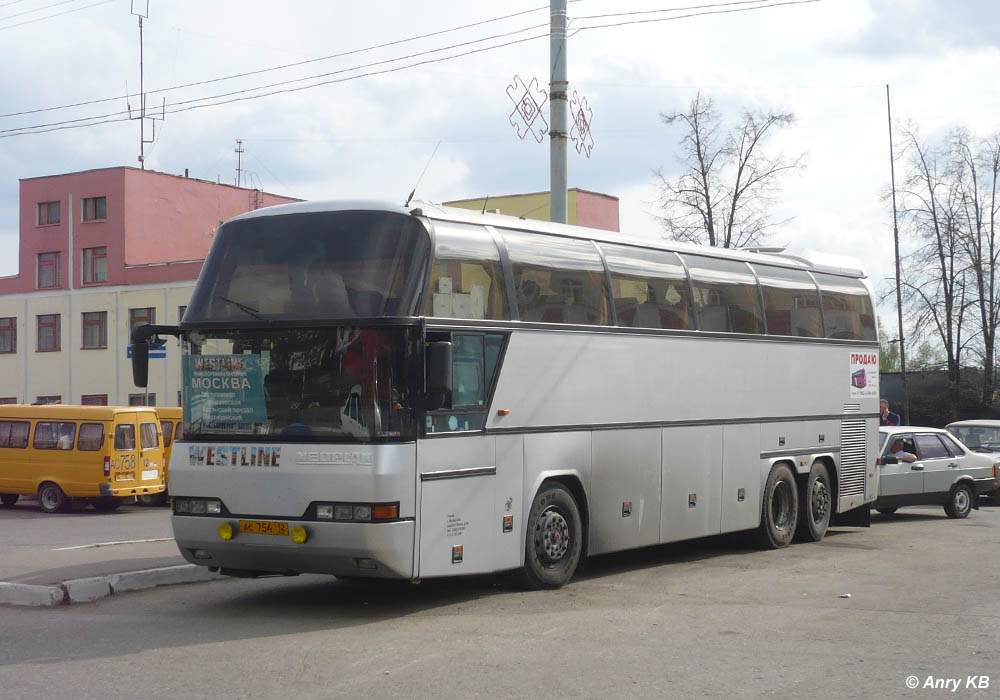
[
  {"left": 77, "top": 423, "right": 105, "bottom": 451},
  {"left": 682, "top": 255, "right": 764, "bottom": 334},
  {"left": 424, "top": 222, "right": 509, "bottom": 320},
  {"left": 502, "top": 230, "right": 612, "bottom": 326},
  {"left": 814, "top": 273, "right": 877, "bottom": 341},
  {"left": 752, "top": 264, "right": 823, "bottom": 338},
  {"left": 34, "top": 421, "right": 76, "bottom": 451},
  {"left": 114, "top": 424, "right": 136, "bottom": 451},
  {"left": 602, "top": 244, "right": 693, "bottom": 330},
  {"left": 160, "top": 421, "right": 173, "bottom": 448},
  {"left": 0, "top": 420, "right": 30, "bottom": 448}
]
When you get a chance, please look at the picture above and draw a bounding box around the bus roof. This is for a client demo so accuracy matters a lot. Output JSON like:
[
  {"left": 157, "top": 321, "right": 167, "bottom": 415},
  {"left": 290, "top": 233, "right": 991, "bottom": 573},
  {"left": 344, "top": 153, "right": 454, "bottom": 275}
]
[
  {"left": 224, "top": 198, "right": 869, "bottom": 279},
  {"left": 0, "top": 405, "right": 159, "bottom": 421}
]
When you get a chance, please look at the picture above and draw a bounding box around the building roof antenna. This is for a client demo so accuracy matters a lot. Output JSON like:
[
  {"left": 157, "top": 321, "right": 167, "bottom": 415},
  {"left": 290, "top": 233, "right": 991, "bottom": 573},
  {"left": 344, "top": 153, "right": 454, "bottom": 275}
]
[{"left": 405, "top": 140, "right": 441, "bottom": 207}]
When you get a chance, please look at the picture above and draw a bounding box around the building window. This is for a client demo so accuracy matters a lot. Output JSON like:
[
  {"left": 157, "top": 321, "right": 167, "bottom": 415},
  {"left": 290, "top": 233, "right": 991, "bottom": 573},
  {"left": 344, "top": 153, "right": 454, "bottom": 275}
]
[
  {"left": 37, "top": 314, "right": 60, "bottom": 352},
  {"left": 37, "top": 201, "right": 60, "bottom": 226},
  {"left": 129, "top": 393, "right": 156, "bottom": 406},
  {"left": 38, "top": 252, "right": 60, "bottom": 289},
  {"left": 178, "top": 305, "right": 187, "bottom": 322},
  {"left": 0, "top": 317, "right": 14, "bottom": 353},
  {"left": 81, "top": 311, "right": 107, "bottom": 349},
  {"left": 81, "top": 394, "right": 108, "bottom": 406},
  {"left": 35, "top": 395, "right": 61, "bottom": 405},
  {"left": 82, "top": 196, "right": 107, "bottom": 221},
  {"left": 0, "top": 397, "right": 17, "bottom": 405},
  {"left": 82, "top": 247, "right": 108, "bottom": 284},
  {"left": 129, "top": 307, "right": 155, "bottom": 341}
]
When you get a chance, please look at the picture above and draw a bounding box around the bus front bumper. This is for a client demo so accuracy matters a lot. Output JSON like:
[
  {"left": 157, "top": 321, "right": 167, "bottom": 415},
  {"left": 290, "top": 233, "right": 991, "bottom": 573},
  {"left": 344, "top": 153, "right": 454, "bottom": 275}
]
[{"left": 171, "top": 515, "right": 415, "bottom": 579}]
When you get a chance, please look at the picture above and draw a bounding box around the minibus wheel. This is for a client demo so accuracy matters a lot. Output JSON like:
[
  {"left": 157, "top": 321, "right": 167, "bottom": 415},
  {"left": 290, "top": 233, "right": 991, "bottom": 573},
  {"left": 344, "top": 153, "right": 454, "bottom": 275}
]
[
  {"left": 795, "top": 461, "right": 831, "bottom": 542},
  {"left": 0, "top": 494, "right": 18, "bottom": 507},
  {"left": 755, "top": 463, "right": 798, "bottom": 549},
  {"left": 38, "top": 482, "right": 71, "bottom": 514},
  {"left": 518, "top": 483, "right": 583, "bottom": 589}
]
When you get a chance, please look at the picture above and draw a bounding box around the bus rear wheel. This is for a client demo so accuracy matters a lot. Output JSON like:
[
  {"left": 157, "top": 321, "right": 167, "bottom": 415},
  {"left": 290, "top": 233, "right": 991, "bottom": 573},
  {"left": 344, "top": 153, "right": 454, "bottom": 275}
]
[
  {"left": 38, "top": 482, "right": 71, "bottom": 514},
  {"left": 518, "top": 483, "right": 583, "bottom": 589},
  {"left": 0, "top": 493, "right": 18, "bottom": 507},
  {"left": 795, "top": 461, "right": 832, "bottom": 542},
  {"left": 755, "top": 463, "right": 798, "bottom": 549}
]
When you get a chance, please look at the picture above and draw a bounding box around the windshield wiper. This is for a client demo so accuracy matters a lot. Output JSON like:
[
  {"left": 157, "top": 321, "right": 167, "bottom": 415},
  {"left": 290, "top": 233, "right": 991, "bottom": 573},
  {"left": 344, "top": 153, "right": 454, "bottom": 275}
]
[{"left": 216, "top": 295, "right": 267, "bottom": 321}]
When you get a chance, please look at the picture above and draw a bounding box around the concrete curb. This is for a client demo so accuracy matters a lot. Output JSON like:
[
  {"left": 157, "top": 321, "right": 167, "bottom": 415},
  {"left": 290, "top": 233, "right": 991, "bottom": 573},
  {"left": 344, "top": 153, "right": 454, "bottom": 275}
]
[{"left": 0, "top": 565, "right": 227, "bottom": 608}]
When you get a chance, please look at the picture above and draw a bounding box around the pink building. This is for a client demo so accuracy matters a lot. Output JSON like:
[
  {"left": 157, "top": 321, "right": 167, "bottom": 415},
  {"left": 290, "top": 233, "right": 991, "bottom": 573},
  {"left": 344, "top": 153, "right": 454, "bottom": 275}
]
[{"left": 0, "top": 167, "right": 298, "bottom": 406}]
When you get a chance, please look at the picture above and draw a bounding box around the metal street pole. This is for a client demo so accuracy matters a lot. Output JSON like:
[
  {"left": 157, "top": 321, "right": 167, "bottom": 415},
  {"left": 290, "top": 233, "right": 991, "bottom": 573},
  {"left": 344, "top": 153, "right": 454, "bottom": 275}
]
[
  {"left": 887, "top": 84, "right": 910, "bottom": 424},
  {"left": 550, "top": 0, "right": 568, "bottom": 224}
]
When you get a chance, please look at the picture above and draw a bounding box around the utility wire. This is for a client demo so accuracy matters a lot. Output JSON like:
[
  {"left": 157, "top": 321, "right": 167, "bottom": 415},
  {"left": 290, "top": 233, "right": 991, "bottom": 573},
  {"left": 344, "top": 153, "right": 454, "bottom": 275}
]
[
  {"left": 0, "top": 0, "right": 821, "bottom": 138},
  {"left": 0, "top": 0, "right": 114, "bottom": 31},
  {"left": 0, "top": 0, "right": 90, "bottom": 22}
]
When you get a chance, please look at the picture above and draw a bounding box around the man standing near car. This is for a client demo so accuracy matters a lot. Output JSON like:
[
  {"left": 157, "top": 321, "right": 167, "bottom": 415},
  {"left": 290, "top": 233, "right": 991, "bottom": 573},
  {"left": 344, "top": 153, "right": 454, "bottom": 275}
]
[{"left": 880, "top": 399, "right": 901, "bottom": 426}]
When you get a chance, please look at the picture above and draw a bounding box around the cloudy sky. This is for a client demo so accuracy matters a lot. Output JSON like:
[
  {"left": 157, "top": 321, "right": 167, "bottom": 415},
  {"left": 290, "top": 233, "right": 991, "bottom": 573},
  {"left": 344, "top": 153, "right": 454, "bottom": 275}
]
[{"left": 1, "top": 0, "right": 998, "bottom": 326}]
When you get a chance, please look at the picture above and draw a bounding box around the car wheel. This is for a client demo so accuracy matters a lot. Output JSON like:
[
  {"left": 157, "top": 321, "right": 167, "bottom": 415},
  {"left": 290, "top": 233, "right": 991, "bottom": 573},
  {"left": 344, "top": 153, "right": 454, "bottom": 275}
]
[
  {"left": 0, "top": 493, "right": 18, "bottom": 507},
  {"left": 876, "top": 507, "right": 898, "bottom": 515},
  {"left": 795, "top": 461, "right": 832, "bottom": 542},
  {"left": 755, "top": 463, "right": 798, "bottom": 549},
  {"left": 38, "top": 482, "right": 71, "bottom": 514},
  {"left": 944, "top": 483, "right": 973, "bottom": 519},
  {"left": 517, "top": 483, "right": 583, "bottom": 589}
]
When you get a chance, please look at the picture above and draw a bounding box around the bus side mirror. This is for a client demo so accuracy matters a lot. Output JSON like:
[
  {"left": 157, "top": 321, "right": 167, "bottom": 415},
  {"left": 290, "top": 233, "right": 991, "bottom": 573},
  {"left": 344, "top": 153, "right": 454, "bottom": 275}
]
[
  {"left": 132, "top": 340, "right": 149, "bottom": 388},
  {"left": 426, "top": 341, "right": 453, "bottom": 410}
]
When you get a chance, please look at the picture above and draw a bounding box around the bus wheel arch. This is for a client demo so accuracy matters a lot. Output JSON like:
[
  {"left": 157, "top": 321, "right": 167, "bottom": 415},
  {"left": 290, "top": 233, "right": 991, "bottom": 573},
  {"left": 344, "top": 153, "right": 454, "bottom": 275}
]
[
  {"left": 755, "top": 462, "right": 798, "bottom": 549},
  {"left": 795, "top": 459, "right": 833, "bottom": 542},
  {"left": 518, "top": 477, "right": 587, "bottom": 589},
  {"left": 38, "top": 481, "right": 71, "bottom": 514}
]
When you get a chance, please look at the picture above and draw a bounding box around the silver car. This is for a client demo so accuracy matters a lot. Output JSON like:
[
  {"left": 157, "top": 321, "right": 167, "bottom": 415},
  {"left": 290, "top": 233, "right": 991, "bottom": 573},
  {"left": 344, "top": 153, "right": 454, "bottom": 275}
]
[
  {"left": 875, "top": 426, "right": 1000, "bottom": 518},
  {"left": 945, "top": 420, "right": 1000, "bottom": 505}
]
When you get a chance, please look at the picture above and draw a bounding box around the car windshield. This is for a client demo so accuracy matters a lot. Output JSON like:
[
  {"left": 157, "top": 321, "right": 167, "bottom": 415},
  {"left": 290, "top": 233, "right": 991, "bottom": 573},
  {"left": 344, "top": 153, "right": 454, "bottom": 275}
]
[
  {"left": 948, "top": 425, "right": 1000, "bottom": 452},
  {"left": 181, "top": 326, "right": 419, "bottom": 442}
]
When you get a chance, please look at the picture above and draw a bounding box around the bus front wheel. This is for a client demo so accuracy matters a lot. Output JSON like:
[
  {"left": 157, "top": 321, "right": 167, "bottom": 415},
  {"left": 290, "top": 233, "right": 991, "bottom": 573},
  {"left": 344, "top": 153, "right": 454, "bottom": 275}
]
[
  {"left": 38, "top": 482, "right": 71, "bottom": 514},
  {"left": 755, "top": 463, "right": 798, "bottom": 549},
  {"left": 795, "top": 461, "right": 832, "bottom": 542},
  {"left": 518, "top": 483, "right": 583, "bottom": 590}
]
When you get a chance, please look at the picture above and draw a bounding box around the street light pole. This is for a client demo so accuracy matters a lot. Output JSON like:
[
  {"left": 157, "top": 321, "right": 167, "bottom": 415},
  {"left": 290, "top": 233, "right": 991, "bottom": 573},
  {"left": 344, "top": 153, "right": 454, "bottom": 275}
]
[{"left": 887, "top": 84, "right": 910, "bottom": 424}]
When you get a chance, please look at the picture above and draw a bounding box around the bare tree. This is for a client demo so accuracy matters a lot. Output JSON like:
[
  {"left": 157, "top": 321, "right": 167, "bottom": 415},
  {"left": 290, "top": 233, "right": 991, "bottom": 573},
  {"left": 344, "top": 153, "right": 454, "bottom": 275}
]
[
  {"left": 952, "top": 128, "right": 1000, "bottom": 405},
  {"left": 654, "top": 92, "right": 805, "bottom": 248},
  {"left": 897, "top": 123, "right": 972, "bottom": 420}
]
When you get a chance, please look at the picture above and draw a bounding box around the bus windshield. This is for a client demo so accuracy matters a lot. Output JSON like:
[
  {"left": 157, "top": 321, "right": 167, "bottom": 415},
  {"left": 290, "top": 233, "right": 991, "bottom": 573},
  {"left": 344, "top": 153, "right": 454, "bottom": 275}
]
[
  {"left": 181, "top": 326, "right": 419, "bottom": 442},
  {"left": 184, "top": 210, "right": 430, "bottom": 322}
]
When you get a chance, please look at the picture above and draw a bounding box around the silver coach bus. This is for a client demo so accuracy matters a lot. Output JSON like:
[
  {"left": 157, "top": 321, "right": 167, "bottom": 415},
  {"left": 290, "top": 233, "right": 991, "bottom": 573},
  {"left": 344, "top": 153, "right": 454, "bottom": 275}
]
[{"left": 132, "top": 200, "right": 879, "bottom": 589}]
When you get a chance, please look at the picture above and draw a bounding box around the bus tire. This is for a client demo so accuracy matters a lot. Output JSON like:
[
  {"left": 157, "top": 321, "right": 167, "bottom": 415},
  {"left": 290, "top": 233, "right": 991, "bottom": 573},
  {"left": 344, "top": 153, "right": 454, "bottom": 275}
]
[
  {"left": 0, "top": 493, "right": 18, "bottom": 507},
  {"left": 38, "top": 482, "right": 71, "bottom": 514},
  {"left": 795, "top": 461, "right": 832, "bottom": 542},
  {"left": 944, "top": 483, "right": 973, "bottom": 519},
  {"left": 518, "top": 483, "right": 583, "bottom": 590},
  {"left": 755, "top": 463, "right": 798, "bottom": 549},
  {"left": 137, "top": 493, "right": 166, "bottom": 506}
]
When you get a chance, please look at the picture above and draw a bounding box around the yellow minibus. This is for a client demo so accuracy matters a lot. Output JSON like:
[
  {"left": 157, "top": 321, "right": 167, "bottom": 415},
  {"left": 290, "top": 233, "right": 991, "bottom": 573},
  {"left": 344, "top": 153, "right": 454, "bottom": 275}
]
[
  {"left": 0, "top": 405, "right": 166, "bottom": 513},
  {"left": 136, "top": 407, "right": 182, "bottom": 506}
]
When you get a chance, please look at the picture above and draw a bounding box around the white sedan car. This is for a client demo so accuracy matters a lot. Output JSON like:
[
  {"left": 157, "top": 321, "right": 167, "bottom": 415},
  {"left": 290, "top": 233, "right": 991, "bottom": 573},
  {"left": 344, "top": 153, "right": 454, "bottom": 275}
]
[
  {"left": 875, "top": 426, "right": 1000, "bottom": 518},
  {"left": 945, "top": 420, "right": 1000, "bottom": 505}
]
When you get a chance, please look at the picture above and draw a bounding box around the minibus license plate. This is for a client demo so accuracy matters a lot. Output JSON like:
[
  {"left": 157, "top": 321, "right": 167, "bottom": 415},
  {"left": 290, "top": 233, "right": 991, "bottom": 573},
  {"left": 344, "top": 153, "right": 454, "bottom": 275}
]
[{"left": 239, "top": 520, "right": 289, "bottom": 536}]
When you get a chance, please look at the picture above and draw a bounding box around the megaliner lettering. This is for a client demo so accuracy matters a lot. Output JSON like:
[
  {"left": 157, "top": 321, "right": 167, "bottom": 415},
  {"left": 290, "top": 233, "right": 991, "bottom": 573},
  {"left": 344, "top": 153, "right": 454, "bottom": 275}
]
[
  {"left": 191, "top": 376, "right": 252, "bottom": 390},
  {"left": 850, "top": 353, "right": 878, "bottom": 366}
]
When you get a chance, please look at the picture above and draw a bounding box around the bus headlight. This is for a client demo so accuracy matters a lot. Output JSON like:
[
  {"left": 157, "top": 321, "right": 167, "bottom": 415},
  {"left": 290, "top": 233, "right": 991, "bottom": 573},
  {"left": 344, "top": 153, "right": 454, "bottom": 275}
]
[
  {"left": 316, "top": 504, "right": 334, "bottom": 520},
  {"left": 353, "top": 505, "right": 372, "bottom": 521}
]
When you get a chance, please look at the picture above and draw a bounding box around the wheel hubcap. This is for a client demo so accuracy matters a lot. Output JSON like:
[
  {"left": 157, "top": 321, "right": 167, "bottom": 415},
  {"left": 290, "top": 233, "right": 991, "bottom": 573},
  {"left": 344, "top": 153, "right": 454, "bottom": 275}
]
[
  {"left": 772, "top": 481, "right": 793, "bottom": 529},
  {"left": 41, "top": 489, "right": 56, "bottom": 508},
  {"left": 811, "top": 479, "right": 829, "bottom": 522},
  {"left": 955, "top": 490, "right": 969, "bottom": 512},
  {"left": 535, "top": 508, "right": 570, "bottom": 564}
]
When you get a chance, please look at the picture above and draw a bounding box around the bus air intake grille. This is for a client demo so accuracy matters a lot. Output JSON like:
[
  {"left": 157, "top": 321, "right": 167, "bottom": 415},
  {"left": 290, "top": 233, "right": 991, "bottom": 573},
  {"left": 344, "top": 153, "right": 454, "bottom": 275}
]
[
  {"left": 838, "top": 418, "right": 867, "bottom": 497},
  {"left": 843, "top": 403, "right": 861, "bottom": 412}
]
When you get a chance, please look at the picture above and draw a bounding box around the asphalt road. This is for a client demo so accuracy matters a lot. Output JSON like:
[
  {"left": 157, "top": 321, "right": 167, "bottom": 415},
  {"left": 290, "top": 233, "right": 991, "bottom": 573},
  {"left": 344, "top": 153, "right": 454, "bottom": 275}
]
[{"left": 1, "top": 504, "right": 998, "bottom": 700}]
